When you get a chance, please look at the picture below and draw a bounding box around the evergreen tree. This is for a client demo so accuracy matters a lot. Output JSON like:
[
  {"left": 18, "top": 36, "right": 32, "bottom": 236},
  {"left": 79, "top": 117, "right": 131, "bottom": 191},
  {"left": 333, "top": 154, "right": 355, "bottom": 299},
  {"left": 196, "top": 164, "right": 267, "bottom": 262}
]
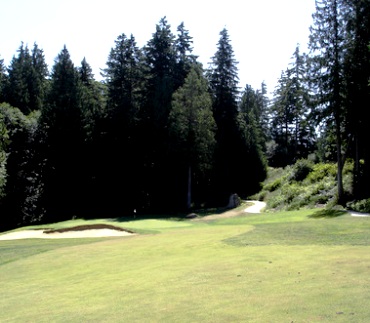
[
  {"left": 0, "top": 107, "right": 7, "bottom": 202},
  {"left": 143, "top": 16, "right": 176, "bottom": 129},
  {"left": 270, "top": 46, "right": 315, "bottom": 166},
  {"left": 343, "top": 0, "right": 370, "bottom": 199},
  {"left": 139, "top": 17, "right": 177, "bottom": 211},
  {"left": 39, "top": 45, "right": 83, "bottom": 220},
  {"left": 174, "top": 22, "right": 197, "bottom": 89},
  {"left": 0, "top": 56, "right": 7, "bottom": 102},
  {"left": 0, "top": 103, "right": 42, "bottom": 230},
  {"left": 208, "top": 28, "right": 264, "bottom": 203},
  {"left": 29, "top": 43, "right": 48, "bottom": 111},
  {"left": 169, "top": 64, "right": 216, "bottom": 209},
  {"left": 255, "top": 81, "right": 271, "bottom": 147},
  {"left": 78, "top": 57, "right": 105, "bottom": 140},
  {"left": 99, "top": 34, "right": 144, "bottom": 214},
  {"left": 239, "top": 84, "right": 268, "bottom": 157},
  {"left": 6, "top": 43, "right": 32, "bottom": 113},
  {"left": 76, "top": 57, "right": 107, "bottom": 216},
  {"left": 238, "top": 84, "right": 268, "bottom": 194},
  {"left": 308, "top": 0, "right": 348, "bottom": 203},
  {"left": 6, "top": 43, "right": 48, "bottom": 113}
]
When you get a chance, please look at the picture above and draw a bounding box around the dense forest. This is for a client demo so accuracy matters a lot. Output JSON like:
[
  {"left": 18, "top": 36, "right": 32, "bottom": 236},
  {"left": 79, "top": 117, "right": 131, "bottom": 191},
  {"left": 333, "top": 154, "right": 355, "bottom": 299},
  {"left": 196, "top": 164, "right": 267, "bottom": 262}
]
[{"left": 1, "top": 0, "right": 369, "bottom": 231}]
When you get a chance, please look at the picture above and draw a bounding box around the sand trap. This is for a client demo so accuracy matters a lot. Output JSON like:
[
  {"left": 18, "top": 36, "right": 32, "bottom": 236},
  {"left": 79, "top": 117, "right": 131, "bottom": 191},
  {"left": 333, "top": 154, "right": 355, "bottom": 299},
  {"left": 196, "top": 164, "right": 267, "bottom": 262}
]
[{"left": 0, "top": 228, "right": 135, "bottom": 241}]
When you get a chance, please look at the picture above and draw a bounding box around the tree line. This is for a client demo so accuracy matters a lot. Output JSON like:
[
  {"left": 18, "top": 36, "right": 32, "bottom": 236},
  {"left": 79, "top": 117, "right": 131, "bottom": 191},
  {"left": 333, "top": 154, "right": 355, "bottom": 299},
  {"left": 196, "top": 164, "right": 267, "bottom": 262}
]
[
  {"left": 1, "top": 0, "right": 370, "bottom": 230},
  {"left": 270, "top": 0, "right": 370, "bottom": 204},
  {"left": 0, "top": 18, "right": 268, "bottom": 230}
]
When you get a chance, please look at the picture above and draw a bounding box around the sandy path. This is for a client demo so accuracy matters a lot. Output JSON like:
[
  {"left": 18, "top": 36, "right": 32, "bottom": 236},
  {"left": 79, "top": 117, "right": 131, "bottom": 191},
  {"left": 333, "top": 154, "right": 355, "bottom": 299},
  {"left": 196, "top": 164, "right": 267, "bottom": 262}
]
[
  {"left": 192, "top": 200, "right": 266, "bottom": 222},
  {"left": 244, "top": 200, "right": 266, "bottom": 213}
]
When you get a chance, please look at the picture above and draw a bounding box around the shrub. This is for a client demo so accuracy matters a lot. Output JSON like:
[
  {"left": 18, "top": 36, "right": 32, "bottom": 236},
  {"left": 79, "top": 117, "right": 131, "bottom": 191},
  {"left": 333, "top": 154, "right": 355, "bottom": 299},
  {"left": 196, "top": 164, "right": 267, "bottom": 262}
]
[
  {"left": 267, "top": 195, "right": 285, "bottom": 210},
  {"left": 347, "top": 199, "right": 370, "bottom": 213},
  {"left": 306, "top": 163, "right": 337, "bottom": 183},
  {"left": 289, "top": 159, "right": 314, "bottom": 182},
  {"left": 264, "top": 178, "right": 282, "bottom": 192}
]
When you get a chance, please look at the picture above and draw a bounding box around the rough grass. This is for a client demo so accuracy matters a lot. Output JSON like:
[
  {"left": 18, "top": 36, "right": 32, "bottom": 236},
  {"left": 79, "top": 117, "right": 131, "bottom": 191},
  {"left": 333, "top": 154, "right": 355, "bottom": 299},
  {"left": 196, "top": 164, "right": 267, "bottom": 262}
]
[{"left": 1, "top": 210, "right": 370, "bottom": 322}]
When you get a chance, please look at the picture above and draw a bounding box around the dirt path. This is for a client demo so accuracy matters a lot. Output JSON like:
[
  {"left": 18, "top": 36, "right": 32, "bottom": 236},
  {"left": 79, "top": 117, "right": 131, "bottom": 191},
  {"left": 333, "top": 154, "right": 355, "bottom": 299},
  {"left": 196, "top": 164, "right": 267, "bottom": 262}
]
[
  {"left": 349, "top": 211, "right": 370, "bottom": 217},
  {"left": 244, "top": 200, "right": 266, "bottom": 213},
  {"left": 193, "top": 200, "right": 266, "bottom": 221}
]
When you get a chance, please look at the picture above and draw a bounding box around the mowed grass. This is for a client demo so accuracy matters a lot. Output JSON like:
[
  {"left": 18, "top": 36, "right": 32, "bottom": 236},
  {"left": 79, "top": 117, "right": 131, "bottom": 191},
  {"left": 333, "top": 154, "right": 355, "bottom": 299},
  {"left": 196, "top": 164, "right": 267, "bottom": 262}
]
[{"left": 1, "top": 209, "right": 370, "bottom": 322}]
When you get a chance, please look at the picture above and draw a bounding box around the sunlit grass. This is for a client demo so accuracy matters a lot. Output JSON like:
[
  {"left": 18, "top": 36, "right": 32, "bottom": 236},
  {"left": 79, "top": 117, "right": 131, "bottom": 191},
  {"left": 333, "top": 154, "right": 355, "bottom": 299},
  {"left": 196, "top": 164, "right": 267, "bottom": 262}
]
[{"left": 1, "top": 209, "right": 370, "bottom": 322}]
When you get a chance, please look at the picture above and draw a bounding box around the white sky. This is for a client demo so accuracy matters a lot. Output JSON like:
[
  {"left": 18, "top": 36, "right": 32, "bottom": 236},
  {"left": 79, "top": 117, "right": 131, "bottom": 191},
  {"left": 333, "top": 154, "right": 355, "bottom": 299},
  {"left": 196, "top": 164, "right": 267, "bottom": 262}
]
[{"left": 0, "top": 0, "right": 316, "bottom": 97}]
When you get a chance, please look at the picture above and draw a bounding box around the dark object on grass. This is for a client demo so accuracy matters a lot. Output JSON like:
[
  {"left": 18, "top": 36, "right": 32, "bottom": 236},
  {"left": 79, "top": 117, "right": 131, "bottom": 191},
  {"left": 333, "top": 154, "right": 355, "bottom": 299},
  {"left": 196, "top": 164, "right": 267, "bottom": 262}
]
[
  {"left": 185, "top": 213, "right": 198, "bottom": 219},
  {"left": 227, "top": 193, "right": 241, "bottom": 208}
]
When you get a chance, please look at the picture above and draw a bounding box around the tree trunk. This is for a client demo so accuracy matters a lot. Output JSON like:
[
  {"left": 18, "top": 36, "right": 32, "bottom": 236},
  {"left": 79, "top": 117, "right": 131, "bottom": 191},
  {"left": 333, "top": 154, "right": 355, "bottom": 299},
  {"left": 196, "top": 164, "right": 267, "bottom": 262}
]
[
  {"left": 187, "top": 165, "right": 191, "bottom": 210},
  {"left": 335, "top": 115, "right": 344, "bottom": 204}
]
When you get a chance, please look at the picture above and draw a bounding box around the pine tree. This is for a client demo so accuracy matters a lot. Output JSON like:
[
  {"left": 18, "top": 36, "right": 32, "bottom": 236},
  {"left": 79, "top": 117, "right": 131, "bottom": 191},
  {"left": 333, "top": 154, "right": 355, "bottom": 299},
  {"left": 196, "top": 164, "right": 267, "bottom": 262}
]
[
  {"left": 29, "top": 43, "right": 48, "bottom": 111},
  {"left": 239, "top": 84, "right": 268, "bottom": 157},
  {"left": 39, "top": 45, "right": 83, "bottom": 220},
  {"left": 139, "top": 17, "right": 177, "bottom": 211},
  {"left": 174, "top": 22, "right": 197, "bottom": 89},
  {"left": 169, "top": 64, "right": 216, "bottom": 209},
  {"left": 0, "top": 103, "right": 42, "bottom": 230},
  {"left": 6, "top": 43, "right": 48, "bottom": 113},
  {"left": 270, "top": 46, "right": 315, "bottom": 166},
  {"left": 143, "top": 17, "right": 176, "bottom": 129},
  {"left": 6, "top": 43, "right": 32, "bottom": 113},
  {"left": 343, "top": 0, "right": 370, "bottom": 199},
  {"left": 99, "top": 33, "right": 144, "bottom": 214},
  {"left": 308, "top": 0, "right": 348, "bottom": 203},
  {"left": 238, "top": 84, "right": 268, "bottom": 193},
  {"left": 0, "top": 56, "right": 7, "bottom": 102},
  {"left": 208, "top": 28, "right": 264, "bottom": 203}
]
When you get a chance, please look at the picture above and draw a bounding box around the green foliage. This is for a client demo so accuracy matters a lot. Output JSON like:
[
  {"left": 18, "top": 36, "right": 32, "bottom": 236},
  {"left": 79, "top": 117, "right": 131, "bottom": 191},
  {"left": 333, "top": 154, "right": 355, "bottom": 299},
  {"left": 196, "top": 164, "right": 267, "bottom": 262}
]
[
  {"left": 169, "top": 64, "right": 216, "bottom": 169},
  {"left": 259, "top": 158, "right": 354, "bottom": 211},
  {"left": 169, "top": 64, "right": 216, "bottom": 208},
  {"left": 0, "top": 113, "right": 8, "bottom": 199},
  {"left": 5, "top": 43, "right": 48, "bottom": 113},
  {"left": 0, "top": 103, "right": 43, "bottom": 229},
  {"left": 288, "top": 158, "right": 314, "bottom": 182},
  {"left": 306, "top": 162, "right": 337, "bottom": 183},
  {"left": 264, "top": 177, "right": 282, "bottom": 192},
  {"left": 347, "top": 199, "right": 370, "bottom": 213},
  {"left": 207, "top": 28, "right": 267, "bottom": 200}
]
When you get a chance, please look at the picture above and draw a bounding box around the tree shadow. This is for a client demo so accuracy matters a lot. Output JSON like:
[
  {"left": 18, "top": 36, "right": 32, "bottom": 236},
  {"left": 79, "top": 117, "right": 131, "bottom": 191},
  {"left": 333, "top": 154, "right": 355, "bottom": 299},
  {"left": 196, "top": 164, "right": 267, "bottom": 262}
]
[{"left": 308, "top": 209, "right": 347, "bottom": 218}]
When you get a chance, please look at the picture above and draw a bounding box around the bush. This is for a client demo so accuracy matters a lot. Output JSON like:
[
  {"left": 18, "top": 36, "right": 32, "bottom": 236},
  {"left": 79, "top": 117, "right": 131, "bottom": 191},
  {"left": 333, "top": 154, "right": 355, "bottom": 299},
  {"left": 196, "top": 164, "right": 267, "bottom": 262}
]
[
  {"left": 347, "top": 199, "right": 370, "bottom": 213},
  {"left": 259, "top": 158, "right": 360, "bottom": 212},
  {"left": 306, "top": 163, "right": 337, "bottom": 183},
  {"left": 289, "top": 159, "right": 314, "bottom": 182},
  {"left": 264, "top": 178, "right": 282, "bottom": 192}
]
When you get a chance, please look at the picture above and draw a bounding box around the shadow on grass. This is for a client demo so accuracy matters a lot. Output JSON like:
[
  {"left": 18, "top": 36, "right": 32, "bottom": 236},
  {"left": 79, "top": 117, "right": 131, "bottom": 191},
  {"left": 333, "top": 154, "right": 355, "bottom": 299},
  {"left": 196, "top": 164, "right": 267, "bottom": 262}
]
[
  {"left": 111, "top": 206, "right": 233, "bottom": 223},
  {"left": 309, "top": 209, "right": 347, "bottom": 218}
]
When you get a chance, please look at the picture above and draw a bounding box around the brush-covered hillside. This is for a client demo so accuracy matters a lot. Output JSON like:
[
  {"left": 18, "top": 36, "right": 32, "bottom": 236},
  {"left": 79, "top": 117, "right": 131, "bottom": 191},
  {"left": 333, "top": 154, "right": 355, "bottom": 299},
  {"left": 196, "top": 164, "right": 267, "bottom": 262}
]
[{"left": 250, "top": 159, "right": 370, "bottom": 213}]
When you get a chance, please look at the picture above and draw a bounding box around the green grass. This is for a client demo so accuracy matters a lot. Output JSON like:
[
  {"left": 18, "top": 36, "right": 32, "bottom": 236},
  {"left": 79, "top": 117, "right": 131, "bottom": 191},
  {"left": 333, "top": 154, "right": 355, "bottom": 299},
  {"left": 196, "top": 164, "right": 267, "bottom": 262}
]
[{"left": 1, "top": 209, "right": 370, "bottom": 322}]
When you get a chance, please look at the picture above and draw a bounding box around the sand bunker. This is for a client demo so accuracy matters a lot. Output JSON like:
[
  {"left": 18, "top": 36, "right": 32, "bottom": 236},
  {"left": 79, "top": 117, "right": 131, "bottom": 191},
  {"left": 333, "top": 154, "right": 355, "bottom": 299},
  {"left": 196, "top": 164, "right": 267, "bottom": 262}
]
[{"left": 0, "top": 224, "right": 135, "bottom": 241}]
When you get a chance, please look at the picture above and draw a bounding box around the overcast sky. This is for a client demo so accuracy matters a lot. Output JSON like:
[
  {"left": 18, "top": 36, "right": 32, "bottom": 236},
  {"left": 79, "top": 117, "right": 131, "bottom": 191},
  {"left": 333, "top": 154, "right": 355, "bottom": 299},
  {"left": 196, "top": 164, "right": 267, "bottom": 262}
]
[{"left": 1, "top": 0, "right": 316, "bottom": 97}]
